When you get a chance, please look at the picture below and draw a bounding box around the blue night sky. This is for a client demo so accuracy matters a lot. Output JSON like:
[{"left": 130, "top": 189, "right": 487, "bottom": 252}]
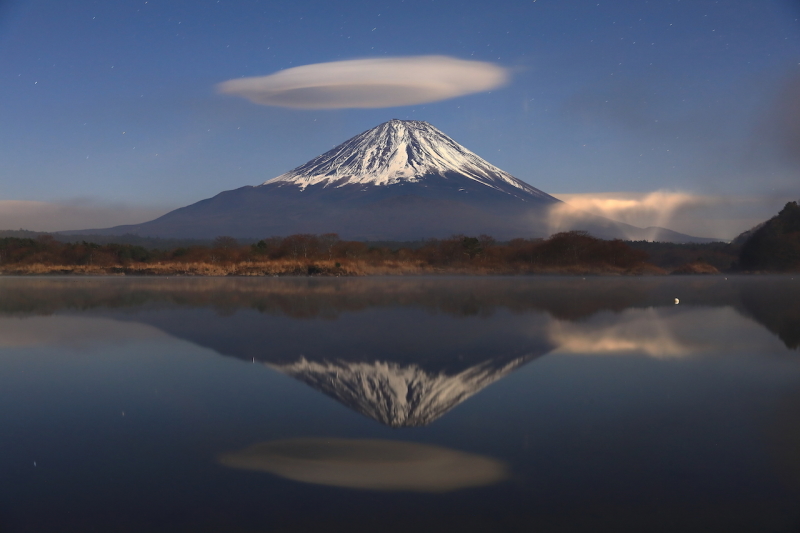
[{"left": 1, "top": 0, "right": 799, "bottom": 238}]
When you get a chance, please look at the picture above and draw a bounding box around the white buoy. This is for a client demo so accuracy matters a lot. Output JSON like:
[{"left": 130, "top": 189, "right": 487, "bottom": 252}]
[{"left": 674, "top": 298, "right": 680, "bottom": 304}]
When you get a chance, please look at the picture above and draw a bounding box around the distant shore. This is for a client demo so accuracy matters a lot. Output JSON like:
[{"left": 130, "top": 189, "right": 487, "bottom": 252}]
[
  {"left": 1, "top": 230, "right": 780, "bottom": 276},
  {"left": 0, "top": 259, "right": 726, "bottom": 276}
]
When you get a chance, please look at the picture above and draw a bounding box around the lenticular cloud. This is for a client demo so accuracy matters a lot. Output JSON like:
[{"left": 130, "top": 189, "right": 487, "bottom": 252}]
[{"left": 216, "top": 56, "right": 510, "bottom": 109}]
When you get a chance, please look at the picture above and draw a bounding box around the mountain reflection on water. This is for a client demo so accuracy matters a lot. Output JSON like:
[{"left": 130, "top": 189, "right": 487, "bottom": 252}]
[
  {"left": 2, "top": 276, "right": 800, "bottom": 533},
  {"left": 0, "top": 276, "right": 796, "bottom": 428}
]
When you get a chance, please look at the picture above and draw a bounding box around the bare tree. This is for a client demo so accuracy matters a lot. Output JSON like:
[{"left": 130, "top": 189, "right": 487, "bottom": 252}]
[{"left": 320, "top": 233, "right": 340, "bottom": 260}]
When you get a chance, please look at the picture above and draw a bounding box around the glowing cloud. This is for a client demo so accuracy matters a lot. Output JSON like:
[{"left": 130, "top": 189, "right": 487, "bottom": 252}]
[
  {"left": 547, "top": 190, "right": 788, "bottom": 240},
  {"left": 549, "top": 190, "right": 709, "bottom": 232},
  {"left": 219, "top": 438, "right": 508, "bottom": 492},
  {"left": 217, "top": 56, "right": 510, "bottom": 109}
]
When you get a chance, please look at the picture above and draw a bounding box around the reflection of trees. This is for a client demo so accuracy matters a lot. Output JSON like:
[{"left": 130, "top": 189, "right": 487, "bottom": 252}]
[
  {"left": 0, "top": 277, "right": 797, "bottom": 350},
  {"left": 738, "top": 283, "right": 800, "bottom": 350},
  {"left": 0, "top": 277, "right": 739, "bottom": 318}
]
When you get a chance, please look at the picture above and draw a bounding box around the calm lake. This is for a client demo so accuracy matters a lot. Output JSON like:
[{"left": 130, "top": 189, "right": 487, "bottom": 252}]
[{"left": 1, "top": 276, "right": 799, "bottom": 532}]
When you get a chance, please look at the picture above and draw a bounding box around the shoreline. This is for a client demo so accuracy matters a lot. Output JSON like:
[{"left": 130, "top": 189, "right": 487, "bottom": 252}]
[{"left": 0, "top": 259, "right": 747, "bottom": 276}]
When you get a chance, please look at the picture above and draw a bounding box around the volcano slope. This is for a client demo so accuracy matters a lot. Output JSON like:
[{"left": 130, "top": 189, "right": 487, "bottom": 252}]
[{"left": 73, "top": 119, "right": 711, "bottom": 242}]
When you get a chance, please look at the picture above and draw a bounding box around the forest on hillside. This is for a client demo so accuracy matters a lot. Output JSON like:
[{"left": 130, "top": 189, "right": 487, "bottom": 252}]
[
  {"left": 0, "top": 231, "right": 671, "bottom": 275},
  {"left": 739, "top": 201, "right": 800, "bottom": 272}
]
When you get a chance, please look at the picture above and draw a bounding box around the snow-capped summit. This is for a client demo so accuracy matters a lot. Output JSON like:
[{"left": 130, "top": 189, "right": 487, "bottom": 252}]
[{"left": 264, "top": 119, "right": 554, "bottom": 200}]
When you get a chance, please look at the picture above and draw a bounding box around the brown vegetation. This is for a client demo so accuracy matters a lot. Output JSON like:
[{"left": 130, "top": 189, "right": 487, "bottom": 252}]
[
  {"left": 0, "top": 231, "right": 661, "bottom": 276},
  {"left": 627, "top": 240, "right": 738, "bottom": 271},
  {"left": 670, "top": 262, "right": 721, "bottom": 275}
]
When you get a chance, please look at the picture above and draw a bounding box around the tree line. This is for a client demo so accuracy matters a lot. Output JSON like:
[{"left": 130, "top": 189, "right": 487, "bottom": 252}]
[{"left": 0, "top": 231, "right": 651, "bottom": 272}]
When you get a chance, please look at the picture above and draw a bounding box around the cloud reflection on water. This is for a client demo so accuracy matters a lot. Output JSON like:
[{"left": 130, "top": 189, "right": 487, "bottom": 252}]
[
  {"left": 219, "top": 438, "right": 508, "bottom": 492},
  {"left": 549, "top": 307, "right": 785, "bottom": 358},
  {"left": 1, "top": 277, "right": 797, "bottom": 354},
  {"left": 0, "top": 278, "right": 797, "bottom": 434}
]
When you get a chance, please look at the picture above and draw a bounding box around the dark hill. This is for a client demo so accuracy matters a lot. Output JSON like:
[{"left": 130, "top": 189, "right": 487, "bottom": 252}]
[{"left": 739, "top": 201, "right": 800, "bottom": 272}]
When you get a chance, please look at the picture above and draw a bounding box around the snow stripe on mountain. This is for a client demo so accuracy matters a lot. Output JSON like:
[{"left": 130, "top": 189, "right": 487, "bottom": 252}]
[{"left": 263, "top": 119, "right": 554, "bottom": 200}]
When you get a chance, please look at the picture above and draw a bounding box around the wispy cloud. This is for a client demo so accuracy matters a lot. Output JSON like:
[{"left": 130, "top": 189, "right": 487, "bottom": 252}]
[
  {"left": 217, "top": 56, "right": 510, "bottom": 109},
  {"left": 0, "top": 199, "right": 173, "bottom": 232},
  {"left": 549, "top": 190, "right": 792, "bottom": 240}
]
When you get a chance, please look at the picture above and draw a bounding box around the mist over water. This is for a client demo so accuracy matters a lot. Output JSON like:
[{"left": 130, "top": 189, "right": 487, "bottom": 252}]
[{"left": 0, "top": 276, "right": 798, "bottom": 532}]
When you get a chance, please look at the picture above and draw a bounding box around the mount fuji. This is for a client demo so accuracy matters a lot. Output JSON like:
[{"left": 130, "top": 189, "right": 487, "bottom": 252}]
[{"left": 75, "top": 119, "right": 711, "bottom": 242}]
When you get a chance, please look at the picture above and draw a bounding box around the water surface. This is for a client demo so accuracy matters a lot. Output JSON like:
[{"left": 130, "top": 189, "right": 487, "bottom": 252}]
[{"left": 1, "top": 276, "right": 798, "bottom": 532}]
